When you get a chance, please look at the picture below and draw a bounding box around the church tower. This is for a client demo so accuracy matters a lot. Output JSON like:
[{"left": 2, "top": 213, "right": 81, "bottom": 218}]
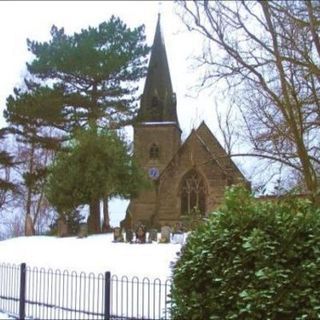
[
  {"left": 123, "top": 15, "right": 181, "bottom": 228},
  {"left": 121, "top": 14, "right": 248, "bottom": 230}
]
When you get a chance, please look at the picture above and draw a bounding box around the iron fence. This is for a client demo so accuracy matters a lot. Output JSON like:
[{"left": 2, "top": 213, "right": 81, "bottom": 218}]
[{"left": 0, "top": 262, "right": 172, "bottom": 319}]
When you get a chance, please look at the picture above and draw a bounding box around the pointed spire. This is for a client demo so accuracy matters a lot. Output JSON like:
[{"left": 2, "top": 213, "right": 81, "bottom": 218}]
[{"left": 138, "top": 14, "right": 179, "bottom": 125}]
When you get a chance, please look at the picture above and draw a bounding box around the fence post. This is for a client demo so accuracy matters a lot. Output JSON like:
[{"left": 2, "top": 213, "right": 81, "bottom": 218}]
[
  {"left": 104, "top": 271, "right": 111, "bottom": 320},
  {"left": 19, "top": 263, "right": 26, "bottom": 320}
]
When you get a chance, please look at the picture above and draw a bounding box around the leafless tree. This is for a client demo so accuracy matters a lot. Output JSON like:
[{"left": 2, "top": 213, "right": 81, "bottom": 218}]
[
  {"left": 0, "top": 131, "right": 17, "bottom": 212},
  {"left": 13, "top": 132, "right": 56, "bottom": 235},
  {"left": 176, "top": 0, "right": 320, "bottom": 200}
]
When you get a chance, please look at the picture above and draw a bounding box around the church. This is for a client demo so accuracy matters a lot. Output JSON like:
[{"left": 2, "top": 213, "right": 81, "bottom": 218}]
[{"left": 121, "top": 16, "right": 247, "bottom": 229}]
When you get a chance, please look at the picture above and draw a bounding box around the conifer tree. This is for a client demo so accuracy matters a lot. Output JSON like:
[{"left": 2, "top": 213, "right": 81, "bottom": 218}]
[
  {"left": 46, "top": 128, "right": 149, "bottom": 233},
  {"left": 4, "top": 16, "right": 150, "bottom": 231},
  {"left": 25, "top": 15, "right": 149, "bottom": 130}
]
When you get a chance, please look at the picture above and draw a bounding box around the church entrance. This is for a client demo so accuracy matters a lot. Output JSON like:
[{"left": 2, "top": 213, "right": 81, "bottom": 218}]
[{"left": 180, "top": 169, "right": 206, "bottom": 215}]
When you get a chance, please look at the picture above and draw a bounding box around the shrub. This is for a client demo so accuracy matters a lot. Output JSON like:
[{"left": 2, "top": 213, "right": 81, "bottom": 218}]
[{"left": 171, "top": 185, "right": 320, "bottom": 319}]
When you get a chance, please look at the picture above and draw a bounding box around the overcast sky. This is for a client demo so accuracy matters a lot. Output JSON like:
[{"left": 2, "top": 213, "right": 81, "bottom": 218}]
[
  {"left": 0, "top": 1, "right": 218, "bottom": 136},
  {"left": 0, "top": 1, "right": 247, "bottom": 225},
  {"left": 0, "top": 1, "right": 221, "bottom": 224}
]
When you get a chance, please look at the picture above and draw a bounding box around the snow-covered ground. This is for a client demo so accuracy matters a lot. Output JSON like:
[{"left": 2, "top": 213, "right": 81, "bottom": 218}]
[
  {"left": 0, "top": 312, "right": 10, "bottom": 319},
  {"left": 0, "top": 233, "right": 182, "bottom": 280},
  {"left": 0, "top": 233, "right": 184, "bottom": 319}
]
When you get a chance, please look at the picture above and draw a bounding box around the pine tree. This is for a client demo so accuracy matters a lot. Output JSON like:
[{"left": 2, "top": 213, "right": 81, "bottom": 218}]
[
  {"left": 4, "top": 16, "right": 150, "bottom": 231},
  {"left": 25, "top": 16, "right": 149, "bottom": 130}
]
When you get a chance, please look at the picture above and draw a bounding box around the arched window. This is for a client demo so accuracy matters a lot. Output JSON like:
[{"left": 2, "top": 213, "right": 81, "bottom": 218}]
[
  {"left": 149, "top": 143, "right": 160, "bottom": 159},
  {"left": 180, "top": 169, "right": 206, "bottom": 215}
]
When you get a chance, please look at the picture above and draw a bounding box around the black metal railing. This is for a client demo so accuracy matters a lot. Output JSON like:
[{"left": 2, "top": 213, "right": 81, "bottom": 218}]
[{"left": 0, "top": 262, "right": 172, "bottom": 319}]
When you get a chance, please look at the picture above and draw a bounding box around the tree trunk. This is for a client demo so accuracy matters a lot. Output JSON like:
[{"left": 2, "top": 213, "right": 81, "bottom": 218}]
[
  {"left": 102, "top": 196, "right": 111, "bottom": 233},
  {"left": 261, "top": 1, "right": 319, "bottom": 197},
  {"left": 25, "top": 214, "right": 35, "bottom": 236},
  {"left": 87, "top": 199, "right": 101, "bottom": 234},
  {"left": 25, "top": 142, "right": 35, "bottom": 236}
]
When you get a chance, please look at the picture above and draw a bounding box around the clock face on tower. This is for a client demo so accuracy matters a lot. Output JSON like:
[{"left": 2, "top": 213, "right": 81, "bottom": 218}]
[{"left": 148, "top": 167, "right": 160, "bottom": 179}]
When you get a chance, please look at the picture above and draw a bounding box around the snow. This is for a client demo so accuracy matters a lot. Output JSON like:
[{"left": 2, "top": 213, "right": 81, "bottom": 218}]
[
  {"left": 0, "top": 312, "right": 10, "bottom": 319},
  {"left": 0, "top": 234, "right": 183, "bottom": 319},
  {"left": 140, "top": 122, "right": 177, "bottom": 125},
  {"left": 0, "top": 234, "right": 182, "bottom": 280}
]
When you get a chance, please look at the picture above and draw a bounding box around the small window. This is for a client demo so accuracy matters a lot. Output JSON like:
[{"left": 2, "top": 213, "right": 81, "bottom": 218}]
[{"left": 149, "top": 143, "right": 160, "bottom": 159}]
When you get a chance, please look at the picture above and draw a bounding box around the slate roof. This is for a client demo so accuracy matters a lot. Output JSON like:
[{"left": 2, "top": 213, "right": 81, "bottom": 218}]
[
  {"left": 158, "top": 121, "right": 247, "bottom": 182},
  {"left": 137, "top": 14, "right": 179, "bottom": 126}
]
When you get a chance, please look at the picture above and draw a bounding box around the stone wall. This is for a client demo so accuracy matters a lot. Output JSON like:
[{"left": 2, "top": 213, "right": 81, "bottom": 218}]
[{"left": 128, "top": 123, "right": 181, "bottom": 228}]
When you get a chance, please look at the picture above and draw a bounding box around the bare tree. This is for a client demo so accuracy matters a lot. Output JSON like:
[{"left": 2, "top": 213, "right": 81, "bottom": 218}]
[
  {"left": 0, "top": 130, "right": 16, "bottom": 212},
  {"left": 176, "top": 0, "right": 320, "bottom": 200},
  {"left": 13, "top": 131, "right": 56, "bottom": 235},
  {"left": 215, "top": 100, "right": 240, "bottom": 156}
]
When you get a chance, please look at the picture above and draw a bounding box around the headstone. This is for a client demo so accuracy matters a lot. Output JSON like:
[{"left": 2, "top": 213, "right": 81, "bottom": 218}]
[
  {"left": 113, "top": 227, "right": 124, "bottom": 242},
  {"left": 172, "top": 233, "right": 184, "bottom": 245},
  {"left": 57, "top": 217, "right": 68, "bottom": 237},
  {"left": 159, "top": 226, "right": 171, "bottom": 243},
  {"left": 135, "top": 224, "right": 146, "bottom": 244},
  {"left": 172, "top": 222, "right": 184, "bottom": 244},
  {"left": 148, "top": 228, "right": 158, "bottom": 243},
  {"left": 125, "top": 229, "right": 133, "bottom": 243},
  {"left": 78, "top": 223, "right": 88, "bottom": 238}
]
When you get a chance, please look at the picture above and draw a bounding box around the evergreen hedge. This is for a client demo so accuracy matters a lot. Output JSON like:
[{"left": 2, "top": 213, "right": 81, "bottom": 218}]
[{"left": 171, "top": 186, "right": 320, "bottom": 319}]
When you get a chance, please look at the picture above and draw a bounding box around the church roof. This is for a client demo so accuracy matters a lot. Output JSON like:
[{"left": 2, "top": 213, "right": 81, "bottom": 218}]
[
  {"left": 195, "top": 121, "right": 246, "bottom": 180},
  {"left": 158, "top": 121, "right": 247, "bottom": 182},
  {"left": 137, "top": 14, "right": 179, "bottom": 126}
]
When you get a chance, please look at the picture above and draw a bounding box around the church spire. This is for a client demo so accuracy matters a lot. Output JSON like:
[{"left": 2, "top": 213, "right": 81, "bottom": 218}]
[{"left": 138, "top": 14, "right": 179, "bottom": 125}]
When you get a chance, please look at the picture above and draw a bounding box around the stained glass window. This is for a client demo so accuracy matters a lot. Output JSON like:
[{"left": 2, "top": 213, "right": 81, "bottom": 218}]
[{"left": 180, "top": 169, "right": 206, "bottom": 215}]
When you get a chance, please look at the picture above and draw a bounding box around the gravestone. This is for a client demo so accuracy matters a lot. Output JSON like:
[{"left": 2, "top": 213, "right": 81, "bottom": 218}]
[
  {"left": 135, "top": 224, "right": 146, "bottom": 244},
  {"left": 148, "top": 229, "right": 158, "bottom": 243},
  {"left": 113, "top": 227, "right": 124, "bottom": 242},
  {"left": 125, "top": 229, "right": 133, "bottom": 243},
  {"left": 57, "top": 217, "right": 68, "bottom": 237},
  {"left": 172, "top": 233, "right": 184, "bottom": 244},
  {"left": 78, "top": 223, "right": 88, "bottom": 238},
  {"left": 172, "top": 222, "right": 184, "bottom": 244},
  {"left": 159, "top": 226, "right": 171, "bottom": 243}
]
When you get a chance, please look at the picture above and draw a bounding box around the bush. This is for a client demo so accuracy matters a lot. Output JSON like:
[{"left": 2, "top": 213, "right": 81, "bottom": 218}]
[{"left": 171, "top": 185, "right": 320, "bottom": 319}]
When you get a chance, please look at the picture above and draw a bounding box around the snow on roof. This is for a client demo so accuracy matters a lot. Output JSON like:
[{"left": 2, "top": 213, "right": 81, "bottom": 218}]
[{"left": 140, "top": 121, "right": 177, "bottom": 125}]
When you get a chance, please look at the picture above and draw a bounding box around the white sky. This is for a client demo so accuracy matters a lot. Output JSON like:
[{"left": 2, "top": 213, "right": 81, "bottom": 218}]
[
  {"left": 0, "top": 1, "right": 217, "bottom": 135},
  {"left": 3, "top": 1, "right": 285, "bottom": 228},
  {"left": 0, "top": 1, "right": 224, "bottom": 225}
]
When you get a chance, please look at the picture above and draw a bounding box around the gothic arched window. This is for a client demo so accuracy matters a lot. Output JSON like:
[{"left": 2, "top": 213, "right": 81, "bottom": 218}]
[
  {"left": 180, "top": 169, "right": 206, "bottom": 215},
  {"left": 149, "top": 143, "right": 160, "bottom": 159}
]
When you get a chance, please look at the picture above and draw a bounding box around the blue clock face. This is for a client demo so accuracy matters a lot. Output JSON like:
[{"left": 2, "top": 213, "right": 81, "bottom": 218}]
[{"left": 148, "top": 167, "right": 159, "bottom": 179}]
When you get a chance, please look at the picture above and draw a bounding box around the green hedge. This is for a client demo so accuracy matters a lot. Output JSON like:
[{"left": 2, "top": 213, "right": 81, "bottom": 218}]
[{"left": 171, "top": 186, "right": 320, "bottom": 319}]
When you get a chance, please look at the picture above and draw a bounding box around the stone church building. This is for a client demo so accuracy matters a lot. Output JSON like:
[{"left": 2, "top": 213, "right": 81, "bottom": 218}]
[{"left": 121, "top": 16, "right": 247, "bottom": 229}]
